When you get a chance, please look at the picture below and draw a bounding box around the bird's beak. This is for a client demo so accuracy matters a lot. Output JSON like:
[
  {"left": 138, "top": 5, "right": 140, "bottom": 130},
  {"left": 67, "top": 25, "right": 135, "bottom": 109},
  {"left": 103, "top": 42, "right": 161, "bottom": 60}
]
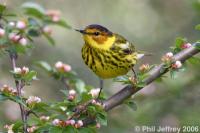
[{"left": 75, "top": 29, "right": 86, "bottom": 34}]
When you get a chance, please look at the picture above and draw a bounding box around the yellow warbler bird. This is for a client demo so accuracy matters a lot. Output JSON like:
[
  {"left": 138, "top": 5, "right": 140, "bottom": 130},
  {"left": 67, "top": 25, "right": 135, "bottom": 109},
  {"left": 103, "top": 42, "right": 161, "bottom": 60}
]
[{"left": 76, "top": 24, "right": 143, "bottom": 96}]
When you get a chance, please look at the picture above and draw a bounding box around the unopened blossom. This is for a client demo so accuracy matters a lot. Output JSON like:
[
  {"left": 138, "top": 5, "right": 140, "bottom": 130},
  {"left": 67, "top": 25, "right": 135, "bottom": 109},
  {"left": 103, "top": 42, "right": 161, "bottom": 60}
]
[
  {"left": 69, "top": 89, "right": 76, "bottom": 96},
  {"left": 52, "top": 119, "right": 61, "bottom": 126},
  {"left": 63, "top": 64, "right": 71, "bottom": 72},
  {"left": 21, "top": 66, "right": 29, "bottom": 74},
  {"left": 181, "top": 43, "right": 192, "bottom": 49},
  {"left": 14, "top": 67, "right": 22, "bottom": 74},
  {"left": 0, "top": 28, "right": 5, "bottom": 37},
  {"left": 77, "top": 120, "right": 83, "bottom": 127},
  {"left": 96, "top": 123, "right": 101, "bottom": 128},
  {"left": 19, "top": 38, "right": 27, "bottom": 46},
  {"left": 161, "top": 52, "right": 174, "bottom": 62},
  {"left": 67, "top": 95, "right": 75, "bottom": 101},
  {"left": 27, "top": 126, "right": 37, "bottom": 133},
  {"left": 16, "top": 20, "right": 26, "bottom": 29},
  {"left": 26, "top": 96, "right": 41, "bottom": 105},
  {"left": 40, "top": 116, "right": 50, "bottom": 121},
  {"left": 55, "top": 61, "right": 71, "bottom": 72},
  {"left": 43, "top": 26, "right": 52, "bottom": 35},
  {"left": 55, "top": 61, "right": 63, "bottom": 69},
  {"left": 0, "top": 85, "right": 17, "bottom": 95},
  {"left": 171, "top": 61, "right": 182, "bottom": 69},
  {"left": 139, "top": 64, "right": 150, "bottom": 73},
  {"left": 70, "top": 119, "right": 76, "bottom": 126},
  {"left": 89, "top": 88, "right": 100, "bottom": 98},
  {"left": 8, "top": 21, "right": 15, "bottom": 27},
  {"left": 9, "top": 33, "right": 21, "bottom": 42},
  {"left": 4, "top": 124, "right": 14, "bottom": 133},
  {"left": 46, "top": 10, "right": 61, "bottom": 22}
]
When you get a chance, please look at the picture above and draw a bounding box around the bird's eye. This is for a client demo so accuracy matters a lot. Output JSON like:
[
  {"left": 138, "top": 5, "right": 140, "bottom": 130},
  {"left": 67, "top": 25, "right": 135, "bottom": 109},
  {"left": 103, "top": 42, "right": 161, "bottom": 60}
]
[{"left": 94, "top": 32, "right": 100, "bottom": 36}]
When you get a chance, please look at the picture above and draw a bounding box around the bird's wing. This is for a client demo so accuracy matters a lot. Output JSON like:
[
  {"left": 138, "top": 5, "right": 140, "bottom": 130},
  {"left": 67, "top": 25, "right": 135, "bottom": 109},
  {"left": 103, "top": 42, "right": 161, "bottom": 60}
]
[{"left": 111, "top": 33, "right": 135, "bottom": 54}]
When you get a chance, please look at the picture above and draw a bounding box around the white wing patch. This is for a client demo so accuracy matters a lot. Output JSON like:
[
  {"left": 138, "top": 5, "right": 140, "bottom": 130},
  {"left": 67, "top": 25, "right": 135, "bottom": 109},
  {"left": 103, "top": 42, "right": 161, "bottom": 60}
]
[{"left": 119, "top": 42, "right": 130, "bottom": 49}]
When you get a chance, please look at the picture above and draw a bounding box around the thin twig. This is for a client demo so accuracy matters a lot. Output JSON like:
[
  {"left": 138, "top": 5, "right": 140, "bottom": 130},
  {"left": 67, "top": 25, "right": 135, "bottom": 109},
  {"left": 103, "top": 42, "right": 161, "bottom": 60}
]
[{"left": 9, "top": 53, "right": 28, "bottom": 133}]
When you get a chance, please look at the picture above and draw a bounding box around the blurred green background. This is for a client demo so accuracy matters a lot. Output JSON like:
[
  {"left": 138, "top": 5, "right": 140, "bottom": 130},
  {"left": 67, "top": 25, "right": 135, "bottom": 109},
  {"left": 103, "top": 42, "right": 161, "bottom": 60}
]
[{"left": 0, "top": 0, "right": 200, "bottom": 132}]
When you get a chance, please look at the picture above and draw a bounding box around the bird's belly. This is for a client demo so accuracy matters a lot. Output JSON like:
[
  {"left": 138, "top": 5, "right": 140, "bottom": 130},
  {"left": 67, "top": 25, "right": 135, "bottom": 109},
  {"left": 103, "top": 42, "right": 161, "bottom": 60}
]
[
  {"left": 94, "top": 64, "right": 130, "bottom": 79},
  {"left": 81, "top": 45, "right": 137, "bottom": 79}
]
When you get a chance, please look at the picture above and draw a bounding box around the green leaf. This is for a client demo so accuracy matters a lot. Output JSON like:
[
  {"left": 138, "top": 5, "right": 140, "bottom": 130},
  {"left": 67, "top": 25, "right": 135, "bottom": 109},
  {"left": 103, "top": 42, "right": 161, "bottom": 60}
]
[
  {"left": 43, "top": 33, "right": 55, "bottom": 45},
  {"left": 9, "top": 96, "right": 27, "bottom": 107},
  {"left": 74, "top": 79, "right": 86, "bottom": 93},
  {"left": 54, "top": 19, "right": 71, "bottom": 29},
  {"left": 35, "top": 61, "right": 52, "bottom": 73},
  {"left": 24, "top": 70, "right": 37, "bottom": 82},
  {"left": 188, "top": 57, "right": 200, "bottom": 65},
  {"left": 49, "top": 126, "right": 64, "bottom": 133},
  {"left": 126, "top": 101, "right": 137, "bottom": 111},
  {"left": 0, "top": 4, "right": 6, "bottom": 14},
  {"left": 96, "top": 113, "right": 107, "bottom": 126},
  {"left": 79, "top": 128, "right": 96, "bottom": 133},
  {"left": 174, "top": 37, "right": 186, "bottom": 49},
  {"left": 12, "top": 121, "right": 23, "bottom": 132},
  {"left": 170, "top": 70, "right": 177, "bottom": 79},
  {"left": 22, "top": 2, "right": 45, "bottom": 19},
  {"left": 14, "top": 44, "right": 26, "bottom": 54},
  {"left": 0, "top": 93, "right": 9, "bottom": 101},
  {"left": 195, "top": 24, "right": 200, "bottom": 30},
  {"left": 195, "top": 42, "right": 200, "bottom": 50}
]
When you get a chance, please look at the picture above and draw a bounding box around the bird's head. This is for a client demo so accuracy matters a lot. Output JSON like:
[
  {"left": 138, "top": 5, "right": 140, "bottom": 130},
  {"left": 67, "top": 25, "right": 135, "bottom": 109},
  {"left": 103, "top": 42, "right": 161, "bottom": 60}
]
[{"left": 76, "top": 24, "right": 115, "bottom": 49}]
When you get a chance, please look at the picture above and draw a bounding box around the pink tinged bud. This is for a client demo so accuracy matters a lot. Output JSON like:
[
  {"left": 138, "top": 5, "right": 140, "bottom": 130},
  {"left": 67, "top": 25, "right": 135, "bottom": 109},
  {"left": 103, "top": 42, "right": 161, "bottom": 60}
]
[
  {"left": 55, "top": 61, "right": 63, "bottom": 69},
  {"left": 14, "top": 67, "right": 22, "bottom": 74},
  {"left": 181, "top": 43, "right": 192, "bottom": 49},
  {"left": 52, "top": 16, "right": 60, "bottom": 22},
  {"left": 139, "top": 64, "right": 150, "bottom": 72},
  {"left": 26, "top": 96, "right": 41, "bottom": 105},
  {"left": 0, "top": 28, "right": 5, "bottom": 37},
  {"left": 91, "top": 99, "right": 97, "bottom": 104},
  {"left": 77, "top": 120, "right": 83, "bottom": 127},
  {"left": 16, "top": 21, "right": 26, "bottom": 29},
  {"left": 63, "top": 64, "right": 71, "bottom": 72},
  {"left": 96, "top": 123, "right": 101, "bottom": 128},
  {"left": 4, "top": 124, "right": 14, "bottom": 133},
  {"left": 172, "top": 61, "right": 182, "bottom": 69},
  {"left": 43, "top": 26, "right": 52, "bottom": 35},
  {"left": 19, "top": 38, "right": 27, "bottom": 46},
  {"left": 9, "top": 22, "right": 15, "bottom": 27},
  {"left": 67, "top": 95, "right": 75, "bottom": 101},
  {"left": 89, "top": 88, "right": 100, "bottom": 98},
  {"left": 22, "top": 66, "right": 29, "bottom": 74},
  {"left": 27, "top": 126, "right": 37, "bottom": 133},
  {"left": 69, "top": 89, "right": 76, "bottom": 96},
  {"left": 70, "top": 119, "right": 75, "bottom": 125},
  {"left": 166, "top": 52, "right": 173, "bottom": 58},
  {"left": 65, "top": 120, "right": 71, "bottom": 125},
  {"left": 9, "top": 33, "right": 20, "bottom": 42},
  {"left": 52, "top": 119, "right": 60, "bottom": 126},
  {"left": 40, "top": 116, "right": 50, "bottom": 121}
]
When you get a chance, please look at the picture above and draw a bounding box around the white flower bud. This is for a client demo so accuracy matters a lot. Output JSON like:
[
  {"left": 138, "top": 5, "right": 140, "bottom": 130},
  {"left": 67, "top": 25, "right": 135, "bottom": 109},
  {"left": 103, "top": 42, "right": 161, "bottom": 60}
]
[
  {"left": 166, "top": 52, "right": 173, "bottom": 58},
  {"left": 77, "top": 120, "right": 83, "bottom": 127},
  {"left": 19, "top": 38, "right": 27, "bottom": 46},
  {"left": 9, "top": 22, "right": 15, "bottom": 27},
  {"left": 69, "top": 89, "right": 76, "bottom": 96},
  {"left": 55, "top": 61, "right": 63, "bottom": 69},
  {"left": 52, "top": 119, "right": 60, "bottom": 126},
  {"left": 14, "top": 67, "right": 22, "bottom": 74},
  {"left": 89, "top": 88, "right": 100, "bottom": 98},
  {"left": 0, "top": 28, "right": 5, "bottom": 37},
  {"left": 16, "top": 21, "right": 26, "bottom": 29}
]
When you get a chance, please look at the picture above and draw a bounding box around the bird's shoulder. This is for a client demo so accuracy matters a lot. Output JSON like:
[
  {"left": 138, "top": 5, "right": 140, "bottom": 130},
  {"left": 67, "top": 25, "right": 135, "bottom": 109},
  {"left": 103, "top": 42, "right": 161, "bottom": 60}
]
[{"left": 111, "top": 33, "right": 135, "bottom": 54}]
